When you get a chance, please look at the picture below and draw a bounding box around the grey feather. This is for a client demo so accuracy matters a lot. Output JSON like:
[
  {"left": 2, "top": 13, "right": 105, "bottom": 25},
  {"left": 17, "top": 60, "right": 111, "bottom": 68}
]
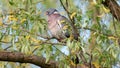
[{"left": 46, "top": 8, "right": 70, "bottom": 41}]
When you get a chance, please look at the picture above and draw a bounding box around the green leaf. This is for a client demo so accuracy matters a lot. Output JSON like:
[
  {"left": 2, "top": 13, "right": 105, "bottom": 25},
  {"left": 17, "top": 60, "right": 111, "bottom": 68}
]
[{"left": 9, "top": 0, "right": 15, "bottom": 5}]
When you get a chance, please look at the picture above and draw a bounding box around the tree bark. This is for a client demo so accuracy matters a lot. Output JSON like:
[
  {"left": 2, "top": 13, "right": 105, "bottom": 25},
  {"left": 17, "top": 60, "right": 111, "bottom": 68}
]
[
  {"left": 102, "top": 0, "right": 120, "bottom": 21},
  {"left": 0, "top": 51, "right": 58, "bottom": 68},
  {"left": 0, "top": 51, "right": 90, "bottom": 68}
]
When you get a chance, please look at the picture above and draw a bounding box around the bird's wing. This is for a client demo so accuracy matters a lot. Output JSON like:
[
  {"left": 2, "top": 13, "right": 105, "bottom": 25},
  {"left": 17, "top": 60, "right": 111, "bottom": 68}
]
[{"left": 57, "top": 16, "right": 70, "bottom": 38}]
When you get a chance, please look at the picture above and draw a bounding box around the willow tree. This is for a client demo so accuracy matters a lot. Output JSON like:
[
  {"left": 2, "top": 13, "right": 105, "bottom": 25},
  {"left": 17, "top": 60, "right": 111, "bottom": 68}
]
[{"left": 0, "top": 0, "right": 120, "bottom": 68}]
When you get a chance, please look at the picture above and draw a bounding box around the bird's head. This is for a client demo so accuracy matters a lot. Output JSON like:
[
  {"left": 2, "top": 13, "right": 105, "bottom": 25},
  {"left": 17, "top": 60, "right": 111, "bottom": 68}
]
[{"left": 46, "top": 8, "right": 59, "bottom": 16}]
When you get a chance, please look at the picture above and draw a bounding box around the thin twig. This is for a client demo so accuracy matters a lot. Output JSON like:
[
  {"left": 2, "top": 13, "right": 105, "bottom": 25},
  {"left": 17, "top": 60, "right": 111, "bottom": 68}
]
[
  {"left": 77, "top": 27, "right": 118, "bottom": 39},
  {"left": 66, "top": 0, "right": 68, "bottom": 9},
  {"left": 89, "top": 54, "right": 93, "bottom": 68},
  {"left": 59, "top": 0, "right": 79, "bottom": 40},
  {"left": 4, "top": 45, "right": 12, "bottom": 50},
  {"left": 59, "top": 0, "right": 87, "bottom": 64},
  {"left": 79, "top": 51, "right": 87, "bottom": 64}
]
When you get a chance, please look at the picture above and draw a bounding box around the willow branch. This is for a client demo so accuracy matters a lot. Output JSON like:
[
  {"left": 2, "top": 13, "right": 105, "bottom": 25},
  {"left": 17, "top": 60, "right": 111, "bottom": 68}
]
[
  {"left": 102, "top": 0, "right": 120, "bottom": 36},
  {"left": 102, "top": 0, "right": 120, "bottom": 21},
  {"left": 59, "top": 0, "right": 79, "bottom": 40},
  {"left": 77, "top": 27, "right": 119, "bottom": 38},
  {"left": 0, "top": 23, "right": 55, "bottom": 40},
  {"left": 0, "top": 51, "right": 58, "bottom": 68},
  {"left": 0, "top": 51, "right": 90, "bottom": 68}
]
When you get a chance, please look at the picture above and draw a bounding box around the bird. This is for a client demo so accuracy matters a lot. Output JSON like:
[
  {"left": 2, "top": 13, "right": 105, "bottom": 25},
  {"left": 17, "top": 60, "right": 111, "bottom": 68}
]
[
  {"left": 46, "top": 8, "right": 79, "bottom": 64},
  {"left": 46, "top": 8, "right": 70, "bottom": 41}
]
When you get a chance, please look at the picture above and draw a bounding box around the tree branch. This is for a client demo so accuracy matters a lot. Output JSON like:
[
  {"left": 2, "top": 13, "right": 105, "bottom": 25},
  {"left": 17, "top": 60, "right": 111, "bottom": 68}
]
[
  {"left": 77, "top": 27, "right": 118, "bottom": 39},
  {"left": 102, "top": 0, "right": 120, "bottom": 22},
  {"left": 0, "top": 51, "right": 90, "bottom": 68},
  {"left": 102, "top": 0, "right": 120, "bottom": 36},
  {"left": 0, "top": 51, "right": 58, "bottom": 68},
  {"left": 59, "top": 0, "right": 79, "bottom": 40}
]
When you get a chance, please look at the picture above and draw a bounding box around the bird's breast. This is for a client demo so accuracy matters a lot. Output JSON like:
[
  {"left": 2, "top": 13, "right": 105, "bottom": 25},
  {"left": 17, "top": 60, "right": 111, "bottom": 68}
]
[{"left": 48, "top": 21, "right": 60, "bottom": 35}]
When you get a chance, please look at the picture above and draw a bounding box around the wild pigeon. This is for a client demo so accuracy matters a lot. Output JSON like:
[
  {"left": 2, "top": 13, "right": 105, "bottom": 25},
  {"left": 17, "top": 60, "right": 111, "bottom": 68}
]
[{"left": 46, "top": 8, "right": 70, "bottom": 41}]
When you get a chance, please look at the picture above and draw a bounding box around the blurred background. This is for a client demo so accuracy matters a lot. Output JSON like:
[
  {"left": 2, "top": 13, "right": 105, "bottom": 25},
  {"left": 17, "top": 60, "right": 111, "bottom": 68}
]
[{"left": 0, "top": 0, "right": 120, "bottom": 68}]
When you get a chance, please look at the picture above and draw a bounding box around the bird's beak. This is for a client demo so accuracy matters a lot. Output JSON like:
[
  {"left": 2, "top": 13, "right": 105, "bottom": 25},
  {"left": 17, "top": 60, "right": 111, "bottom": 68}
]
[{"left": 45, "top": 11, "right": 48, "bottom": 15}]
